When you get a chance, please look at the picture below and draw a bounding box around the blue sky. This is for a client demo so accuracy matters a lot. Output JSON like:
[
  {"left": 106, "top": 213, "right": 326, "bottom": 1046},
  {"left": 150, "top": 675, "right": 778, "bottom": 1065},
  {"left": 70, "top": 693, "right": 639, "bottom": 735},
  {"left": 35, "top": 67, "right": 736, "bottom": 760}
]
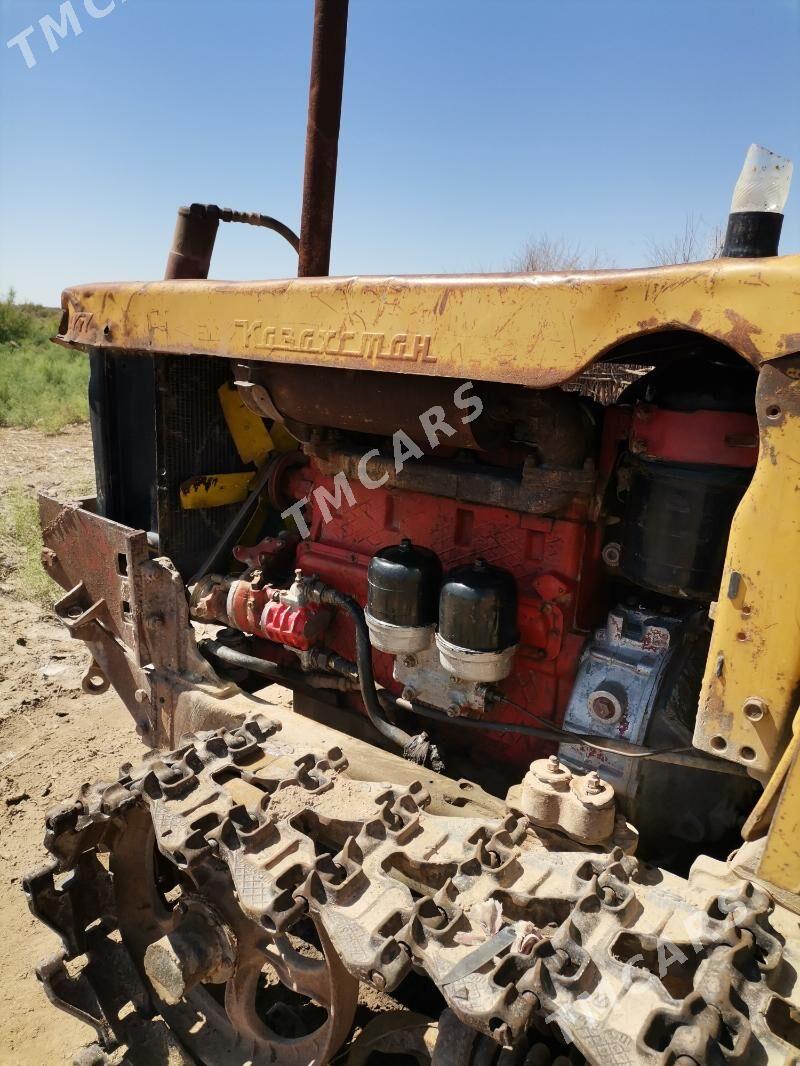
[{"left": 1, "top": 0, "right": 798, "bottom": 306}]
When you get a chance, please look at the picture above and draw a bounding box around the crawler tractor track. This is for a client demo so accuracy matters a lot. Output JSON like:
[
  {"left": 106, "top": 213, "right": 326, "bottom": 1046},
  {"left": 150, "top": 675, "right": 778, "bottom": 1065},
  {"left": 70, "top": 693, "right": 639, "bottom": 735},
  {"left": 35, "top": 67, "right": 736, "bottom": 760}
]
[{"left": 25, "top": 715, "right": 800, "bottom": 1064}]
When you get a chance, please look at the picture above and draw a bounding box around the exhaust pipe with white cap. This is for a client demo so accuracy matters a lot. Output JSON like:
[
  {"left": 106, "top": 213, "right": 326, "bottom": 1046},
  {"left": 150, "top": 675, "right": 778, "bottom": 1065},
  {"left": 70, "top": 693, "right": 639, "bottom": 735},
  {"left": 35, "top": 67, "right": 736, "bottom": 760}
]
[{"left": 722, "top": 144, "right": 793, "bottom": 258}]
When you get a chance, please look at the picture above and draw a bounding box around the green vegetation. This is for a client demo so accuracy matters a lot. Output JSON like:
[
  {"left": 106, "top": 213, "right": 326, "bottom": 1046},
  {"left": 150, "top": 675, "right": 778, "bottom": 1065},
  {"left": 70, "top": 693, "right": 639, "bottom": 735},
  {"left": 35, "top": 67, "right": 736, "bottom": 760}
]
[
  {"left": 0, "top": 290, "right": 88, "bottom": 432},
  {"left": 0, "top": 483, "right": 59, "bottom": 606}
]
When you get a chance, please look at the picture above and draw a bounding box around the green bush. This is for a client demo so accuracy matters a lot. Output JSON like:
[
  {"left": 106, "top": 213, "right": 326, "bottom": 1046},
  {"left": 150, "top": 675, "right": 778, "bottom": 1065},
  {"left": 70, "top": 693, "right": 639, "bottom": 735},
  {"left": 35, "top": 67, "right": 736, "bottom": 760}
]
[{"left": 0, "top": 290, "right": 88, "bottom": 432}]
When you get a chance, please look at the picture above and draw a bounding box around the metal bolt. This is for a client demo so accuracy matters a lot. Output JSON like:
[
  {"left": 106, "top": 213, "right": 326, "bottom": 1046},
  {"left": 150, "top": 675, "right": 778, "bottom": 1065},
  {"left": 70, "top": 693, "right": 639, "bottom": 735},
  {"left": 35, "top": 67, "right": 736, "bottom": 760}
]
[
  {"left": 134, "top": 688, "right": 148, "bottom": 703},
  {"left": 601, "top": 541, "right": 621, "bottom": 568},
  {"left": 547, "top": 754, "right": 561, "bottom": 771},
  {"left": 144, "top": 906, "right": 235, "bottom": 1005},
  {"left": 744, "top": 699, "right": 766, "bottom": 722},
  {"left": 591, "top": 696, "right": 616, "bottom": 720},
  {"left": 41, "top": 548, "right": 57, "bottom": 568},
  {"left": 370, "top": 970, "right": 386, "bottom": 991},
  {"left": 586, "top": 771, "right": 603, "bottom": 795},
  {"left": 588, "top": 688, "right": 623, "bottom": 723},
  {"left": 402, "top": 654, "right": 417, "bottom": 668}
]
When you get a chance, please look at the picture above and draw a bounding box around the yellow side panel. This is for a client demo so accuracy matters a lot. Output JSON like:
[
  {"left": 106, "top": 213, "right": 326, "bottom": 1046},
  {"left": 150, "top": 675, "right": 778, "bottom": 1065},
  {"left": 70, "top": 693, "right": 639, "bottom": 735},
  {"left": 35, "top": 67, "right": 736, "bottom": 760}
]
[
  {"left": 759, "top": 730, "right": 800, "bottom": 893},
  {"left": 217, "top": 382, "right": 273, "bottom": 465},
  {"left": 694, "top": 364, "right": 800, "bottom": 774},
  {"left": 57, "top": 256, "right": 800, "bottom": 387},
  {"left": 179, "top": 473, "right": 254, "bottom": 510}
]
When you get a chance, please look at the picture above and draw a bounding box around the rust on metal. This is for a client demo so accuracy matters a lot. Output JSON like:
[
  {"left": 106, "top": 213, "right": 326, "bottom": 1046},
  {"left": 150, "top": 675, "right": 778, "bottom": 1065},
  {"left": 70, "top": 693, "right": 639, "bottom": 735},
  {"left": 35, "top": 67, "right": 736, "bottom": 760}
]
[
  {"left": 23, "top": 712, "right": 800, "bottom": 1064},
  {"left": 54, "top": 255, "right": 800, "bottom": 389},
  {"left": 165, "top": 204, "right": 301, "bottom": 280},
  {"left": 298, "top": 0, "right": 349, "bottom": 277}
]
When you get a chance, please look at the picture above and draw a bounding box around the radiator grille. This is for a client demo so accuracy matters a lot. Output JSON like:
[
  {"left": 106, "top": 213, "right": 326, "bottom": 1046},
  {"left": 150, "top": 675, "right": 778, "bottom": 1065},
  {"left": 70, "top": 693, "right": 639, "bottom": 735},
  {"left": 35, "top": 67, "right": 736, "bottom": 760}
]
[{"left": 155, "top": 355, "right": 247, "bottom": 578}]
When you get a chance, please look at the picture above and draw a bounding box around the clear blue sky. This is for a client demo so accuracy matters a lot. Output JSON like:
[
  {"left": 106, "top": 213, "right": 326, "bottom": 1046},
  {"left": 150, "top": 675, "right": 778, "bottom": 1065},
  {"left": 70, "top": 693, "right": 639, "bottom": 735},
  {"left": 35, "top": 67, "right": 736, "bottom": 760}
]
[{"left": 1, "top": 0, "right": 798, "bottom": 306}]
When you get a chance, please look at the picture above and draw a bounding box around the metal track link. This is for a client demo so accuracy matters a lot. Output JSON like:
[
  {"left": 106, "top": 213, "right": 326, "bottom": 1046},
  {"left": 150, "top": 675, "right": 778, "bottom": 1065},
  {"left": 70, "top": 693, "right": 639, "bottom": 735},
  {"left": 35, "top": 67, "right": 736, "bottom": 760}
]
[{"left": 24, "top": 714, "right": 800, "bottom": 1065}]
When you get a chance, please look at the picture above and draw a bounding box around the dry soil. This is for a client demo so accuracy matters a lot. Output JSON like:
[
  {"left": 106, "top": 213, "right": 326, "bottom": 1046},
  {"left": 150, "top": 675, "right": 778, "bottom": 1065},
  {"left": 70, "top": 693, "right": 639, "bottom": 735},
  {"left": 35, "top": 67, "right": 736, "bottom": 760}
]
[
  {"left": 0, "top": 427, "right": 143, "bottom": 1063},
  {"left": 0, "top": 426, "right": 409, "bottom": 1066}
]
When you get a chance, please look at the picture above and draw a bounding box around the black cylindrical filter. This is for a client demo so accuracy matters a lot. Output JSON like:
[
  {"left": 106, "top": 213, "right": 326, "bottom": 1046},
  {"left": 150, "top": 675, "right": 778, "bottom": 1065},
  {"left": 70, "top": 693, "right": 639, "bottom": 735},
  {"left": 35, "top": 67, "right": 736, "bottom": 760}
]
[
  {"left": 367, "top": 539, "right": 442, "bottom": 628},
  {"left": 619, "top": 459, "right": 751, "bottom": 600},
  {"left": 439, "top": 560, "right": 519, "bottom": 653}
]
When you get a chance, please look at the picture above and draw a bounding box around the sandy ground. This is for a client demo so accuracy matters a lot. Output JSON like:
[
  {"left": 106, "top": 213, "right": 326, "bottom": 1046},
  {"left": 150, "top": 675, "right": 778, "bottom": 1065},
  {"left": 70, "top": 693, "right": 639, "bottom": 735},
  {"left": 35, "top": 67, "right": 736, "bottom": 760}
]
[
  {"left": 0, "top": 430, "right": 309, "bottom": 1066},
  {"left": 0, "top": 427, "right": 401, "bottom": 1066},
  {"left": 0, "top": 426, "right": 141, "bottom": 1063}
]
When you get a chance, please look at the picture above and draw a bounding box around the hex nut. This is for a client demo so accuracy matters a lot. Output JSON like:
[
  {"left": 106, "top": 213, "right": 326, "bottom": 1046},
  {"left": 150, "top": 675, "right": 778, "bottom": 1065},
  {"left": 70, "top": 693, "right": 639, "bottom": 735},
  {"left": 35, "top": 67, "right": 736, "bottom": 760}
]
[
  {"left": 743, "top": 698, "right": 767, "bottom": 723},
  {"left": 587, "top": 688, "right": 624, "bottom": 724}
]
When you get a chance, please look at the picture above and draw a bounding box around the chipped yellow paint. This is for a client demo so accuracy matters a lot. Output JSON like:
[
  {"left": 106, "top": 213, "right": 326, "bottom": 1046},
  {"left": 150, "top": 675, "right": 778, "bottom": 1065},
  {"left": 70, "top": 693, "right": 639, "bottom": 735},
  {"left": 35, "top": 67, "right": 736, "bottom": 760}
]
[
  {"left": 743, "top": 719, "right": 800, "bottom": 842},
  {"left": 694, "top": 365, "right": 800, "bottom": 775},
  {"left": 57, "top": 256, "right": 800, "bottom": 387},
  {"left": 179, "top": 473, "right": 254, "bottom": 510},
  {"left": 759, "top": 720, "right": 800, "bottom": 893},
  {"left": 217, "top": 381, "right": 273, "bottom": 465},
  {"left": 59, "top": 257, "right": 800, "bottom": 796}
]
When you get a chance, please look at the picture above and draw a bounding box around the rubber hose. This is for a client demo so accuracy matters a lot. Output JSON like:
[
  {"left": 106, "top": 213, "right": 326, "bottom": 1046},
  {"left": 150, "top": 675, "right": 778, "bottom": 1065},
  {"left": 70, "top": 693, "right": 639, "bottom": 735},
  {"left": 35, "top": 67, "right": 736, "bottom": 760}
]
[
  {"left": 200, "top": 640, "right": 348, "bottom": 698},
  {"left": 320, "top": 590, "right": 417, "bottom": 751},
  {"left": 383, "top": 694, "right": 746, "bottom": 776}
]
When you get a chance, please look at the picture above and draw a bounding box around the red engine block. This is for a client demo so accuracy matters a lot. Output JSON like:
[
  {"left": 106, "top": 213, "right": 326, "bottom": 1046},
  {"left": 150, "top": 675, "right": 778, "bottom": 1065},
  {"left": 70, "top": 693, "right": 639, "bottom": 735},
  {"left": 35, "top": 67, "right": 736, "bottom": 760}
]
[{"left": 285, "top": 459, "right": 604, "bottom": 770}]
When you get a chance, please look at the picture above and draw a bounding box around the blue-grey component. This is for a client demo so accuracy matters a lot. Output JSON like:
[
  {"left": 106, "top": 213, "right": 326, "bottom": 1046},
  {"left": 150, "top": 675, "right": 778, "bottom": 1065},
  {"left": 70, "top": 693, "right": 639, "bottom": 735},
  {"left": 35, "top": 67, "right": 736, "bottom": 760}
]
[{"left": 559, "top": 605, "right": 681, "bottom": 798}]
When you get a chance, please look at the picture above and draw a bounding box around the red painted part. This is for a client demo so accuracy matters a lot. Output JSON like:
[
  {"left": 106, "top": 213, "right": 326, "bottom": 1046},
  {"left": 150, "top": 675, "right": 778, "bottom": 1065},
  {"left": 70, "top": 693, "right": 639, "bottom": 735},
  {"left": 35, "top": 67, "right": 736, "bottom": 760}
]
[
  {"left": 226, "top": 580, "right": 322, "bottom": 651},
  {"left": 227, "top": 580, "right": 270, "bottom": 634},
  {"left": 260, "top": 599, "right": 321, "bottom": 650},
  {"left": 630, "top": 405, "right": 758, "bottom": 468},
  {"left": 284, "top": 458, "right": 596, "bottom": 771},
  {"left": 233, "top": 533, "right": 299, "bottom": 571}
]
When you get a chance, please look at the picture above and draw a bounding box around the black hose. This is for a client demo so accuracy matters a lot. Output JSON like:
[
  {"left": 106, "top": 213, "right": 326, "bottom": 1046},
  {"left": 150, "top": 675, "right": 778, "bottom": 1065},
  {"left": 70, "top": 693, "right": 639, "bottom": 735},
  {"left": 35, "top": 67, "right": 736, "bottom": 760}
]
[
  {"left": 317, "top": 590, "right": 418, "bottom": 752},
  {"left": 201, "top": 624, "right": 434, "bottom": 764},
  {"left": 383, "top": 694, "right": 747, "bottom": 777},
  {"left": 200, "top": 640, "right": 352, "bottom": 699}
]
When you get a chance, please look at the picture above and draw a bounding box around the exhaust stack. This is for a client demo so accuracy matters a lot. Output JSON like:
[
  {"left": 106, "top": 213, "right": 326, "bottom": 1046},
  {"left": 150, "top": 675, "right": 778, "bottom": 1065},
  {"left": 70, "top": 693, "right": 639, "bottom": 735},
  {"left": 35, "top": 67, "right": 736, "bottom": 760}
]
[
  {"left": 722, "top": 144, "right": 793, "bottom": 258},
  {"left": 297, "top": 0, "right": 350, "bottom": 277}
]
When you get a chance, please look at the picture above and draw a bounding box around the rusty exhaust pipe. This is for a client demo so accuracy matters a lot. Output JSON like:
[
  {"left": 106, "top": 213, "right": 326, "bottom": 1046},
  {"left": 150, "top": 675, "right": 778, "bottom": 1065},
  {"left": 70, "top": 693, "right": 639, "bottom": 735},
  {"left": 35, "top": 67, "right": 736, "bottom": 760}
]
[{"left": 297, "top": 0, "right": 350, "bottom": 277}]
